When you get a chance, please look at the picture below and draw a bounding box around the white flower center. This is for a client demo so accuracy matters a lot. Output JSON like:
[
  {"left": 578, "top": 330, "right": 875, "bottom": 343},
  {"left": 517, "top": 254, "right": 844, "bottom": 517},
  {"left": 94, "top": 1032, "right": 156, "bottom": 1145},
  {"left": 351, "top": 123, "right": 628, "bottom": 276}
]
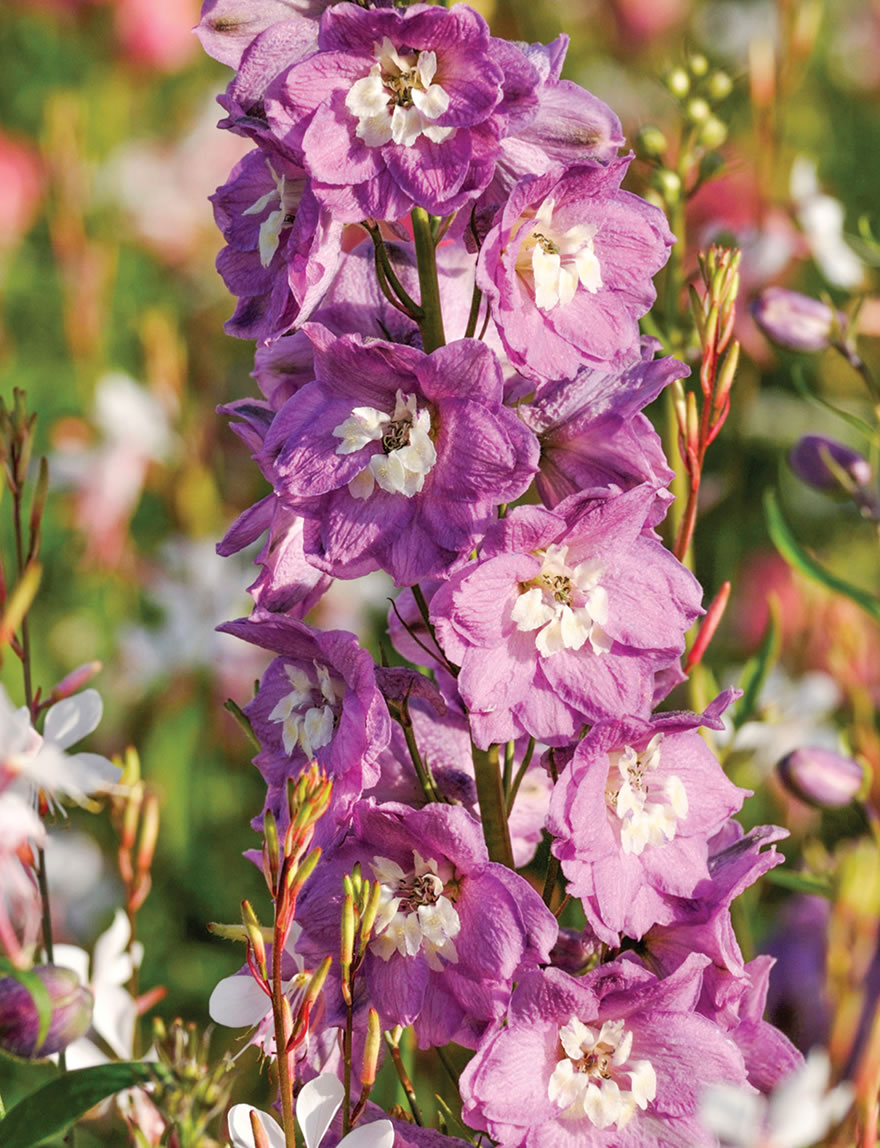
[
  {"left": 513, "top": 195, "right": 603, "bottom": 311},
  {"left": 332, "top": 389, "right": 437, "bottom": 500},
  {"left": 510, "top": 543, "right": 610, "bottom": 658},
  {"left": 548, "top": 1015, "right": 656, "bottom": 1130},
  {"left": 604, "top": 734, "right": 688, "bottom": 856},
  {"left": 369, "top": 851, "right": 460, "bottom": 972},
  {"left": 242, "top": 160, "right": 302, "bottom": 268},
  {"left": 345, "top": 37, "right": 455, "bottom": 149},
  {"left": 267, "top": 661, "right": 344, "bottom": 759}
]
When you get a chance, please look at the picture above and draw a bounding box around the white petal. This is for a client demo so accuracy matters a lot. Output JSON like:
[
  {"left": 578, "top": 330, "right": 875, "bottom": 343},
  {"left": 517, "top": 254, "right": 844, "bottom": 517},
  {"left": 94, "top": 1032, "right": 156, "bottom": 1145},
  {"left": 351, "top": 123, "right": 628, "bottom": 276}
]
[
  {"left": 348, "top": 468, "right": 375, "bottom": 500},
  {"left": 209, "top": 974, "right": 271, "bottom": 1028},
  {"left": 228, "top": 1105, "right": 287, "bottom": 1148},
  {"left": 92, "top": 908, "right": 133, "bottom": 986},
  {"left": 296, "top": 1074, "right": 344, "bottom": 1148},
  {"left": 52, "top": 944, "right": 91, "bottom": 986},
  {"left": 511, "top": 587, "right": 555, "bottom": 633},
  {"left": 340, "top": 1120, "right": 395, "bottom": 1148},
  {"left": 43, "top": 691, "right": 103, "bottom": 749}
]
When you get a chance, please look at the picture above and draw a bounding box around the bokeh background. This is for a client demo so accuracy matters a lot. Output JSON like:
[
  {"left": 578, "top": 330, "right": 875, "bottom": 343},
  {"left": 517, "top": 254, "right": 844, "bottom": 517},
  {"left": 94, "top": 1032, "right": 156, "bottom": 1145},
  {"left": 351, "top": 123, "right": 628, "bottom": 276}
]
[{"left": 2, "top": 0, "right": 879, "bottom": 1140}]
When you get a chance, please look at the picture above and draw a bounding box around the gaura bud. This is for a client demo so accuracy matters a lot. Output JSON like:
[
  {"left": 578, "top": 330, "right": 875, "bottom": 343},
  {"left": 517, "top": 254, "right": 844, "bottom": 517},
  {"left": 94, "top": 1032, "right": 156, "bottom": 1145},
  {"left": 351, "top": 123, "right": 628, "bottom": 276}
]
[
  {"left": 48, "top": 661, "right": 102, "bottom": 703},
  {"left": 788, "top": 435, "right": 873, "bottom": 494},
  {"left": 361, "top": 1008, "right": 381, "bottom": 1087},
  {"left": 0, "top": 966, "right": 93, "bottom": 1059},
  {"left": 752, "top": 287, "right": 845, "bottom": 353},
  {"left": 777, "top": 746, "right": 865, "bottom": 809}
]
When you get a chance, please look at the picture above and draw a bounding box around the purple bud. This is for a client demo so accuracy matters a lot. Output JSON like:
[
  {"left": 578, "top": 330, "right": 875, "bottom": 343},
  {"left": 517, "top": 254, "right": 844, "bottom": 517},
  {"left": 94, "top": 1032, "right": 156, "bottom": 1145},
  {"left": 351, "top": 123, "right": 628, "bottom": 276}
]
[
  {"left": 0, "top": 966, "right": 93, "bottom": 1059},
  {"left": 789, "top": 435, "right": 873, "bottom": 493},
  {"left": 752, "top": 287, "right": 845, "bottom": 352},
  {"left": 777, "top": 746, "right": 864, "bottom": 809},
  {"left": 548, "top": 926, "right": 602, "bottom": 974}
]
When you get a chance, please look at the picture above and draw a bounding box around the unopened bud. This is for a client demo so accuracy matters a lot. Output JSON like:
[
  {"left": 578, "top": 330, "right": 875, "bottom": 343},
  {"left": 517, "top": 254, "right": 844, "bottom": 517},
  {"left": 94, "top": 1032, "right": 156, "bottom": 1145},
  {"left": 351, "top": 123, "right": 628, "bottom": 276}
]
[
  {"left": 635, "top": 125, "right": 668, "bottom": 160},
  {"left": 752, "top": 287, "right": 844, "bottom": 353},
  {"left": 361, "top": 1008, "right": 381, "bottom": 1087},
  {"left": 653, "top": 169, "right": 681, "bottom": 202},
  {"left": 0, "top": 967, "right": 93, "bottom": 1059},
  {"left": 789, "top": 435, "right": 873, "bottom": 494},
  {"left": 686, "top": 97, "right": 711, "bottom": 124},
  {"left": 666, "top": 67, "right": 690, "bottom": 99},
  {"left": 707, "top": 70, "right": 733, "bottom": 101},
  {"left": 778, "top": 746, "right": 865, "bottom": 809},
  {"left": 549, "top": 927, "right": 603, "bottom": 975},
  {"left": 49, "top": 661, "right": 102, "bottom": 703},
  {"left": 699, "top": 115, "right": 728, "bottom": 150},
  {"left": 688, "top": 52, "right": 709, "bottom": 77}
]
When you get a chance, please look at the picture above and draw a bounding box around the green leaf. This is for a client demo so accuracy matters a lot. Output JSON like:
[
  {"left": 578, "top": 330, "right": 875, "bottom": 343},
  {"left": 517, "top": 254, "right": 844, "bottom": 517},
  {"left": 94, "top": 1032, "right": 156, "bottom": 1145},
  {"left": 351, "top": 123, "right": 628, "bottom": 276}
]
[
  {"left": 764, "top": 489, "right": 880, "bottom": 624},
  {"left": 790, "top": 365, "right": 877, "bottom": 440},
  {"left": 763, "top": 869, "right": 833, "bottom": 898},
  {"left": 0, "top": 1063, "right": 156, "bottom": 1147},
  {"left": 733, "top": 597, "right": 781, "bottom": 731}
]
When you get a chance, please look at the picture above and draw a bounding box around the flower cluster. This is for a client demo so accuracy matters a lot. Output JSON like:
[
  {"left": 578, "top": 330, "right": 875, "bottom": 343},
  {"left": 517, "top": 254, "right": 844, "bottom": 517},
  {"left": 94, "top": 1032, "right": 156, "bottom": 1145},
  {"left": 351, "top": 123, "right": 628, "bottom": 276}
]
[{"left": 200, "top": 3, "right": 800, "bottom": 1145}]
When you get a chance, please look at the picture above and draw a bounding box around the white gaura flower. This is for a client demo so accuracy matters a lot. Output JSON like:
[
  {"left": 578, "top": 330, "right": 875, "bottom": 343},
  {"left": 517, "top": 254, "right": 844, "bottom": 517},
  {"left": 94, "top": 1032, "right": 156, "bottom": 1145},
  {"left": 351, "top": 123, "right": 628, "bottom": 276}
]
[
  {"left": 700, "top": 1048, "right": 854, "bottom": 1148},
  {"left": 228, "top": 1074, "right": 394, "bottom": 1148},
  {"left": 0, "top": 685, "right": 121, "bottom": 810}
]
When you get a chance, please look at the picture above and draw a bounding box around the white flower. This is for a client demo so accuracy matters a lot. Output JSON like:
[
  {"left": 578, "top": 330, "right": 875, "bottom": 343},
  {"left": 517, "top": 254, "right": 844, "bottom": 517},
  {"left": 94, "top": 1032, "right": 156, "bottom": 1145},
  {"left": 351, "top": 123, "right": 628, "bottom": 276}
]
[
  {"left": 0, "top": 685, "right": 120, "bottom": 809},
  {"left": 791, "top": 157, "right": 864, "bottom": 290},
  {"left": 700, "top": 1049, "right": 854, "bottom": 1148},
  {"left": 228, "top": 1075, "right": 394, "bottom": 1148}
]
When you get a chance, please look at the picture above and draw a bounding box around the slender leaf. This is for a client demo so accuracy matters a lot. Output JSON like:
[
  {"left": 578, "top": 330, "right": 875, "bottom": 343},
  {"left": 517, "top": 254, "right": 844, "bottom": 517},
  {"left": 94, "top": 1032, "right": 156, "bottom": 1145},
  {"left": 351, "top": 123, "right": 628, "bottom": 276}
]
[
  {"left": 0, "top": 1063, "right": 156, "bottom": 1147},
  {"left": 763, "top": 869, "right": 833, "bottom": 898},
  {"left": 763, "top": 489, "right": 880, "bottom": 623},
  {"left": 790, "top": 365, "right": 877, "bottom": 440},
  {"left": 733, "top": 597, "right": 781, "bottom": 731}
]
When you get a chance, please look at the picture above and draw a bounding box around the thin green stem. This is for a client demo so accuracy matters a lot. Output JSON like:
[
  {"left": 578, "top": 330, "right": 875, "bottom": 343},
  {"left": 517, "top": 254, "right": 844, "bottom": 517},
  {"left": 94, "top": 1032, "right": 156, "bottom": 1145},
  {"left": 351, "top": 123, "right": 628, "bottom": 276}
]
[
  {"left": 502, "top": 741, "right": 515, "bottom": 795},
  {"left": 541, "top": 853, "right": 561, "bottom": 909},
  {"left": 411, "top": 207, "right": 446, "bottom": 352},
  {"left": 464, "top": 283, "right": 483, "bottom": 340},
  {"left": 471, "top": 742, "right": 514, "bottom": 868},
  {"left": 505, "top": 737, "right": 536, "bottom": 813},
  {"left": 343, "top": 998, "right": 354, "bottom": 1136},
  {"left": 272, "top": 910, "right": 297, "bottom": 1148},
  {"left": 385, "top": 1033, "right": 424, "bottom": 1125},
  {"left": 400, "top": 711, "right": 442, "bottom": 804},
  {"left": 364, "top": 223, "right": 423, "bottom": 318}
]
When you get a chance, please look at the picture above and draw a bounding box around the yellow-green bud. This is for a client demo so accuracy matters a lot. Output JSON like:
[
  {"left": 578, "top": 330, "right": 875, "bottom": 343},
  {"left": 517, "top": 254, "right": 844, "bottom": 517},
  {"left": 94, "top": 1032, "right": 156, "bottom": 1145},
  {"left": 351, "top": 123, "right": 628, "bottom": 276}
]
[
  {"left": 361, "top": 1008, "right": 381, "bottom": 1087},
  {"left": 688, "top": 52, "right": 709, "bottom": 77},
  {"left": 707, "top": 70, "right": 733, "bottom": 101},
  {"left": 699, "top": 115, "right": 728, "bottom": 149},
  {"left": 653, "top": 169, "right": 681, "bottom": 201},
  {"left": 686, "top": 97, "right": 711, "bottom": 124},
  {"left": 635, "top": 124, "right": 668, "bottom": 160},
  {"left": 666, "top": 67, "right": 690, "bottom": 99}
]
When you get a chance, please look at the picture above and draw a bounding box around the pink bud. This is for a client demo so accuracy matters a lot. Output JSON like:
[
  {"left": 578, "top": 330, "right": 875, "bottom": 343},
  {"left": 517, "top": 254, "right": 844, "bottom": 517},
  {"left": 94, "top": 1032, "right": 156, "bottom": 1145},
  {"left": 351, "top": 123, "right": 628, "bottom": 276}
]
[
  {"left": 777, "top": 746, "right": 864, "bottom": 809},
  {"left": 49, "top": 660, "right": 102, "bottom": 701}
]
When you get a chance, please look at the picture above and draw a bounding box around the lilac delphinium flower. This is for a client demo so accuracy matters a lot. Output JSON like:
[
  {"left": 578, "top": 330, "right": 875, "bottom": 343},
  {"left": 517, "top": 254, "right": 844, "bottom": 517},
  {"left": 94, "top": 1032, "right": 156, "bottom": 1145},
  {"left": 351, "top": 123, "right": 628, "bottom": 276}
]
[
  {"left": 261, "top": 329, "right": 539, "bottom": 585},
  {"left": 221, "top": 609, "right": 390, "bottom": 838},
  {"left": 265, "top": 3, "right": 539, "bottom": 221},
  {"left": 294, "top": 801, "right": 557, "bottom": 1049},
  {"left": 211, "top": 148, "right": 344, "bottom": 344},
  {"left": 521, "top": 337, "right": 682, "bottom": 524},
  {"left": 431, "top": 484, "right": 703, "bottom": 748},
  {"left": 477, "top": 159, "right": 675, "bottom": 383},
  {"left": 460, "top": 956, "right": 750, "bottom": 1147},
  {"left": 548, "top": 691, "right": 747, "bottom": 945}
]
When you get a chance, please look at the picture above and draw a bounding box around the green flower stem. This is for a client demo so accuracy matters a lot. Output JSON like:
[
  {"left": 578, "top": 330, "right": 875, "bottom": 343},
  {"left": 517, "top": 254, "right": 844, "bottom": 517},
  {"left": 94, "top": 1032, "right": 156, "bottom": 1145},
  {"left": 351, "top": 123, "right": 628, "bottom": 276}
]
[
  {"left": 400, "top": 711, "right": 442, "bottom": 804},
  {"left": 272, "top": 909, "right": 297, "bottom": 1148},
  {"left": 472, "top": 743, "right": 514, "bottom": 868},
  {"left": 505, "top": 737, "right": 536, "bottom": 813},
  {"left": 411, "top": 207, "right": 446, "bottom": 352}
]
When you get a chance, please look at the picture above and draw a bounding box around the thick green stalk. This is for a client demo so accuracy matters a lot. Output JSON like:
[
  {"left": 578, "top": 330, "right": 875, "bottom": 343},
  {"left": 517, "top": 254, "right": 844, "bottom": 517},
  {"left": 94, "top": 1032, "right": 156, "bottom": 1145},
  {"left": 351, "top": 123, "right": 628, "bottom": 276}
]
[
  {"left": 411, "top": 207, "right": 446, "bottom": 352},
  {"left": 472, "top": 743, "right": 514, "bottom": 868}
]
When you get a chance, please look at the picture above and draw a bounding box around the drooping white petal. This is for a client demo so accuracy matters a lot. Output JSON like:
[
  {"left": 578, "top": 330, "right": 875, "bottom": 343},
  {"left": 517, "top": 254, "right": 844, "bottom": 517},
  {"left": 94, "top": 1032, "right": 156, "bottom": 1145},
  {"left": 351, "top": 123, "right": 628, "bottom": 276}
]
[
  {"left": 340, "top": 1119, "right": 395, "bottom": 1148},
  {"left": 296, "top": 1074, "right": 344, "bottom": 1148},
  {"left": 209, "top": 974, "right": 271, "bottom": 1028},
  {"left": 43, "top": 690, "right": 103, "bottom": 749},
  {"left": 228, "top": 1104, "right": 287, "bottom": 1148}
]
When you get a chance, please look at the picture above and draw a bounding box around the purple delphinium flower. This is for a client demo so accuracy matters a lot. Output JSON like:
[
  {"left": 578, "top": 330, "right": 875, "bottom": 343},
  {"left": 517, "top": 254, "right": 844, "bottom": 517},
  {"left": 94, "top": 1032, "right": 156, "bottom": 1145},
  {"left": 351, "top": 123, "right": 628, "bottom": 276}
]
[
  {"left": 211, "top": 148, "right": 344, "bottom": 345},
  {"left": 430, "top": 484, "right": 703, "bottom": 749},
  {"left": 260, "top": 328, "right": 539, "bottom": 585},
  {"left": 788, "top": 435, "right": 873, "bottom": 494},
  {"left": 459, "top": 955, "right": 750, "bottom": 1147},
  {"left": 548, "top": 691, "right": 747, "bottom": 945},
  {"left": 751, "top": 286, "right": 845, "bottom": 353},
  {"left": 477, "top": 159, "right": 674, "bottom": 382},
  {"left": 521, "top": 337, "right": 682, "bottom": 525},
  {"left": 220, "top": 609, "right": 391, "bottom": 839},
  {"left": 294, "top": 800, "right": 558, "bottom": 1049},
  {"left": 264, "top": 3, "right": 539, "bottom": 221},
  {"left": 197, "top": 0, "right": 331, "bottom": 70}
]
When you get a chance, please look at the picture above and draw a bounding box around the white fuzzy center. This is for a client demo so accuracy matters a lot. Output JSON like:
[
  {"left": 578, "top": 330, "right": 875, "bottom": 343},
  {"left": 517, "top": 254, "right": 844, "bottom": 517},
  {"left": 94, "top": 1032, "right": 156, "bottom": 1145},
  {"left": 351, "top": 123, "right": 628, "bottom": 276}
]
[
  {"left": 345, "top": 37, "right": 454, "bottom": 149},
  {"left": 267, "top": 661, "right": 344, "bottom": 758},
  {"left": 514, "top": 195, "right": 603, "bottom": 311},
  {"left": 333, "top": 389, "right": 437, "bottom": 500},
  {"left": 605, "top": 734, "right": 688, "bottom": 856},
  {"left": 548, "top": 1015, "right": 656, "bottom": 1129},
  {"left": 510, "top": 543, "right": 610, "bottom": 658},
  {"left": 369, "top": 851, "right": 460, "bottom": 971}
]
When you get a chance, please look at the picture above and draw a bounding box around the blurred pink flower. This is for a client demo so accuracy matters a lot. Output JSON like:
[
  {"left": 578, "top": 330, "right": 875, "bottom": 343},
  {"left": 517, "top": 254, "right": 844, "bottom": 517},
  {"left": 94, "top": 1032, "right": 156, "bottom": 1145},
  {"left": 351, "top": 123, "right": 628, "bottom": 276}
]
[
  {"left": 114, "top": 0, "right": 200, "bottom": 72},
  {"left": 0, "top": 129, "right": 43, "bottom": 252}
]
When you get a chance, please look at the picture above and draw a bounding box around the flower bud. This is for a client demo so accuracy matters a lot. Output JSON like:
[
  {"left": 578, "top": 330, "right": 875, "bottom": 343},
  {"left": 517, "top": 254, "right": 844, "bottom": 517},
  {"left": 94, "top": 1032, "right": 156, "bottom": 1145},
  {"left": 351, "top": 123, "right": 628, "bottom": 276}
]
[
  {"left": 688, "top": 52, "right": 709, "bottom": 77},
  {"left": 686, "top": 97, "right": 711, "bottom": 124},
  {"left": 707, "top": 71, "right": 733, "bottom": 101},
  {"left": 548, "top": 927, "right": 602, "bottom": 975},
  {"left": 777, "top": 746, "right": 864, "bottom": 809},
  {"left": 0, "top": 966, "right": 93, "bottom": 1058},
  {"left": 699, "top": 115, "right": 728, "bottom": 150},
  {"left": 635, "top": 124, "right": 668, "bottom": 160},
  {"left": 665, "top": 67, "right": 690, "bottom": 98},
  {"left": 789, "top": 435, "right": 873, "bottom": 493},
  {"left": 752, "top": 287, "right": 845, "bottom": 353}
]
